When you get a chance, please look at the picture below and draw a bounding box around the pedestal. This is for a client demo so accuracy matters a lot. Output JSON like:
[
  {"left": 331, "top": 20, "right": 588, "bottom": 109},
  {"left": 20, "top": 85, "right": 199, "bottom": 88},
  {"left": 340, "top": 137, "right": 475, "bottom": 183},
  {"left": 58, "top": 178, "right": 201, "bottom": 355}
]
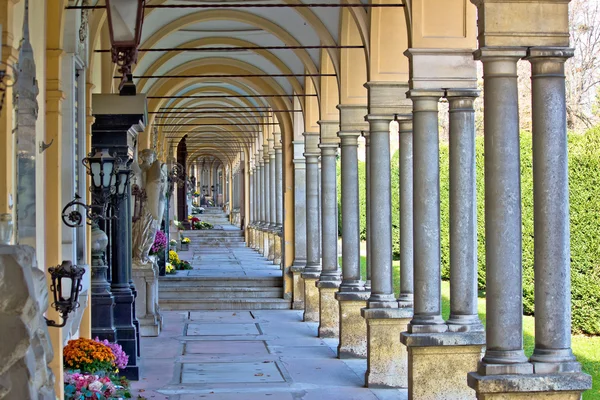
[
  {"left": 273, "top": 232, "right": 282, "bottom": 266},
  {"left": 336, "top": 291, "right": 369, "bottom": 358},
  {"left": 317, "top": 282, "right": 340, "bottom": 338},
  {"left": 268, "top": 230, "right": 275, "bottom": 261},
  {"left": 362, "top": 307, "right": 413, "bottom": 388},
  {"left": 401, "top": 332, "right": 485, "bottom": 399},
  {"left": 467, "top": 372, "right": 591, "bottom": 400},
  {"left": 291, "top": 265, "right": 306, "bottom": 310},
  {"left": 132, "top": 259, "right": 162, "bottom": 337},
  {"left": 302, "top": 275, "right": 320, "bottom": 322},
  {"left": 263, "top": 229, "right": 269, "bottom": 258}
]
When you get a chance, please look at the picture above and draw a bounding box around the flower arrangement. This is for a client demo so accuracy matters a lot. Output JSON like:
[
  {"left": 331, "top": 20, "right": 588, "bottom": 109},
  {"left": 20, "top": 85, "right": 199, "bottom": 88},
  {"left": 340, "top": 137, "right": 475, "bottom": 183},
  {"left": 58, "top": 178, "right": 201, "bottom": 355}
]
[
  {"left": 63, "top": 339, "right": 132, "bottom": 400},
  {"left": 169, "top": 250, "right": 180, "bottom": 265},
  {"left": 188, "top": 215, "right": 193, "bottom": 220},
  {"left": 173, "top": 220, "right": 184, "bottom": 230},
  {"left": 191, "top": 216, "right": 200, "bottom": 224},
  {"left": 193, "top": 190, "right": 200, "bottom": 197},
  {"left": 193, "top": 221, "right": 214, "bottom": 230},
  {"left": 63, "top": 338, "right": 115, "bottom": 374},
  {"left": 165, "top": 262, "right": 176, "bottom": 274},
  {"left": 178, "top": 260, "right": 192, "bottom": 270},
  {"left": 150, "top": 230, "right": 167, "bottom": 255},
  {"left": 94, "top": 338, "right": 128, "bottom": 370},
  {"left": 181, "top": 237, "right": 191, "bottom": 244}
]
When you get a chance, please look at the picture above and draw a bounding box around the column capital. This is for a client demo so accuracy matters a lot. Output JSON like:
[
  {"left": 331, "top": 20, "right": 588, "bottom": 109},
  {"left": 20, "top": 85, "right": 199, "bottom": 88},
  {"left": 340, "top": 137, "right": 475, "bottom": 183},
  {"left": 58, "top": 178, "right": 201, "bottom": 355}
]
[
  {"left": 526, "top": 47, "right": 574, "bottom": 77},
  {"left": 446, "top": 89, "right": 480, "bottom": 111},
  {"left": 338, "top": 131, "right": 361, "bottom": 145},
  {"left": 404, "top": 48, "right": 478, "bottom": 90},
  {"left": 473, "top": 47, "right": 527, "bottom": 62}
]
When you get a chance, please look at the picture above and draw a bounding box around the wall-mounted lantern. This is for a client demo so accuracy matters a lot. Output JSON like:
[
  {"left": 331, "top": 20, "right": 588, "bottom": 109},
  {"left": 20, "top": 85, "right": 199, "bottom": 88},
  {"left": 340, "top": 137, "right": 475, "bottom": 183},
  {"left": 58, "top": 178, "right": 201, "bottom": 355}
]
[{"left": 46, "top": 261, "right": 86, "bottom": 328}]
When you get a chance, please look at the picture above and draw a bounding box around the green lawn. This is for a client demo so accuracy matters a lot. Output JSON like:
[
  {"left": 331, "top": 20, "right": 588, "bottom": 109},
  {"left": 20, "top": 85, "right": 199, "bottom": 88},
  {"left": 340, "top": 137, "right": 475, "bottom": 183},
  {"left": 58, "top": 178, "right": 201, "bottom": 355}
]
[{"left": 352, "top": 255, "right": 599, "bottom": 399}]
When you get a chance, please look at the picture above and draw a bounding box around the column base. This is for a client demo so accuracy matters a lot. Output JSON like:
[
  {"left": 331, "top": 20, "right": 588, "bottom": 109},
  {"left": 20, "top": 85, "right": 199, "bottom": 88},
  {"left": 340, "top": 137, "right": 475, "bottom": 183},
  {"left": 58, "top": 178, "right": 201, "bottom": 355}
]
[
  {"left": 467, "top": 371, "right": 592, "bottom": 400},
  {"left": 263, "top": 229, "right": 270, "bottom": 258},
  {"left": 401, "top": 331, "right": 485, "bottom": 399},
  {"left": 291, "top": 264, "right": 306, "bottom": 310},
  {"left": 132, "top": 261, "right": 162, "bottom": 338},
  {"left": 268, "top": 231, "right": 275, "bottom": 261},
  {"left": 273, "top": 233, "right": 282, "bottom": 266},
  {"left": 257, "top": 228, "right": 264, "bottom": 253},
  {"left": 302, "top": 273, "right": 320, "bottom": 322},
  {"left": 317, "top": 281, "right": 341, "bottom": 338},
  {"left": 248, "top": 227, "right": 255, "bottom": 248},
  {"left": 336, "top": 291, "right": 369, "bottom": 358},
  {"left": 361, "top": 307, "right": 413, "bottom": 388}
]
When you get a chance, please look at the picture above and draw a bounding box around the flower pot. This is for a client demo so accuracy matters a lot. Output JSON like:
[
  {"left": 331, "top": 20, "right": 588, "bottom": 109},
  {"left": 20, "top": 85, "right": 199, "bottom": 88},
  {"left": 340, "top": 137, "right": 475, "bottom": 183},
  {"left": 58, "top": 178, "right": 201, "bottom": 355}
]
[{"left": 180, "top": 243, "right": 189, "bottom": 251}]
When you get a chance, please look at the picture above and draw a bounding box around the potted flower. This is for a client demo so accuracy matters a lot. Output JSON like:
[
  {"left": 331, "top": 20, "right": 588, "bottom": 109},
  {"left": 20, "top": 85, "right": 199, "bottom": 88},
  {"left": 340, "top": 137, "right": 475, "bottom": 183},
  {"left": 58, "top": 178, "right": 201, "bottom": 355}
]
[
  {"left": 63, "top": 337, "right": 132, "bottom": 399},
  {"left": 180, "top": 237, "right": 190, "bottom": 251},
  {"left": 165, "top": 262, "right": 176, "bottom": 274},
  {"left": 169, "top": 239, "right": 177, "bottom": 251},
  {"left": 150, "top": 230, "right": 167, "bottom": 270}
]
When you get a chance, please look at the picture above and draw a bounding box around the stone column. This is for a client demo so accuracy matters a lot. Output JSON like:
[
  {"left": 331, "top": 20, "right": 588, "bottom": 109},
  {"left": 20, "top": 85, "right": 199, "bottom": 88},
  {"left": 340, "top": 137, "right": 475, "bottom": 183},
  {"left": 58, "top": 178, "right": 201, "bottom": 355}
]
[
  {"left": 528, "top": 48, "right": 579, "bottom": 373},
  {"left": 301, "top": 132, "right": 321, "bottom": 322},
  {"left": 248, "top": 166, "right": 254, "bottom": 247},
  {"left": 446, "top": 90, "right": 484, "bottom": 333},
  {"left": 257, "top": 153, "right": 265, "bottom": 254},
  {"left": 263, "top": 145, "right": 271, "bottom": 258},
  {"left": 291, "top": 140, "right": 307, "bottom": 310},
  {"left": 361, "top": 82, "right": 413, "bottom": 389},
  {"left": 268, "top": 139, "right": 276, "bottom": 261},
  {"left": 474, "top": 49, "right": 532, "bottom": 376},
  {"left": 401, "top": 88, "right": 484, "bottom": 400},
  {"left": 336, "top": 105, "right": 370, "bottom": 359},
  {"left": 362, "top": 130, "right": 371, "bottom": 290},
  {"left": 468, "top": 45, "right": 591, "bottom": 400},
  {"left": 316, "top": 125, "right": 342, "bottom": 338},
  {"left": 274, "top": 133, "right": 284, "bottom": 266},
  {"left": 405, "top": 91, "right": 446, "bottom": 334},
  {"left": 397, "top": 119, "right": 414, "bottom": 307}
]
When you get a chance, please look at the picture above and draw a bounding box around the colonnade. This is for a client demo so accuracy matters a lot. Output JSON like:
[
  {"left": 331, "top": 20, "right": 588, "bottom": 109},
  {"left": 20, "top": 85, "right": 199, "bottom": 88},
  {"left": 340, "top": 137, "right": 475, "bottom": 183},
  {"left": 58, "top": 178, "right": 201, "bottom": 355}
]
[
  {"left": 248, "top": 129, "right": 284, "bottom": 267},
  {"left": 245, "top": 53, "right": 591, "bottom": 400}
]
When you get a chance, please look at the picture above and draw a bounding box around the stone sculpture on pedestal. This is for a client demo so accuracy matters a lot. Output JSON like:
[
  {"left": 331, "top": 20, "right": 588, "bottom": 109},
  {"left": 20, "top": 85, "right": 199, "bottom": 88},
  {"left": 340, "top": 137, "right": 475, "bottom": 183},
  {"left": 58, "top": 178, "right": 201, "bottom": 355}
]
[{"left": 131, "top": 149, "right": 167, "bottom": 336}]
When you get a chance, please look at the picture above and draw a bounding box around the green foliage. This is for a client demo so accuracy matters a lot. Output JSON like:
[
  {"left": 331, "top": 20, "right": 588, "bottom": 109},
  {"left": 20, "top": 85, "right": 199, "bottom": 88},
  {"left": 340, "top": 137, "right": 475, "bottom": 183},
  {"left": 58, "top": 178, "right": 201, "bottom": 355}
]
[
  {"left": 340, "top": 127, "right": 600, "bottom": 335},
  {"left": 439, "top": 128, "right": 600, "bottom": 335}
]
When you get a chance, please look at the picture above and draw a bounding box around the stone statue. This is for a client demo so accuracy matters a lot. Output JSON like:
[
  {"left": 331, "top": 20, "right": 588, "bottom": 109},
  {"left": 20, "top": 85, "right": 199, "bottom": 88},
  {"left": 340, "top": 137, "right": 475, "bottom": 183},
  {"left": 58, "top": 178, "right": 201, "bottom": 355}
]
[
  {"left": 132, "top": 150, "right": 168, "bottom": 265},
  {"left": 0, "top": 245, "right": 55, "bottom": 400}
]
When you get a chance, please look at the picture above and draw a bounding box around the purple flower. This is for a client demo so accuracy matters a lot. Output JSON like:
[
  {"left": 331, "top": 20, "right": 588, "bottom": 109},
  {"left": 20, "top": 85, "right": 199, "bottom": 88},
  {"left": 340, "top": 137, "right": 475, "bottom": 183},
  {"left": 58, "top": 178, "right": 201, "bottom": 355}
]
[
  {"left": 94, "top": 338, "right": 129, "bottom": 369},
  {"left": 150, "top": 230, "right": 167, "bottom": 255}
]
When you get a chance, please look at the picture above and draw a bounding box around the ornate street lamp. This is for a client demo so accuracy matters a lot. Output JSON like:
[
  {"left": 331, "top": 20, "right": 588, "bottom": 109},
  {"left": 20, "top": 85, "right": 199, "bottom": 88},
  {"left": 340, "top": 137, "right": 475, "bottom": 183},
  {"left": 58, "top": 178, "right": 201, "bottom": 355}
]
[
  {"left": 46, "top": 261, "right": 86, "bottom": 328},
  {"left": 62, "top": 148, "right": 129, "bottom": 227},
  {"left": 105, "top": 0, "right": 145, "bottom": 94}
]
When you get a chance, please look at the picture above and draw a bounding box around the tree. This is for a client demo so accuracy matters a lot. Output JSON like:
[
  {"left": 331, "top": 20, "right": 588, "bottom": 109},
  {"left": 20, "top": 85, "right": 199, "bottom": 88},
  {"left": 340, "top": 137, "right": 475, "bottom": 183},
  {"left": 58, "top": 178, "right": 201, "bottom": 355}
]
[{"left": 566, "top": 0, "right": 600, "bottom": 131}]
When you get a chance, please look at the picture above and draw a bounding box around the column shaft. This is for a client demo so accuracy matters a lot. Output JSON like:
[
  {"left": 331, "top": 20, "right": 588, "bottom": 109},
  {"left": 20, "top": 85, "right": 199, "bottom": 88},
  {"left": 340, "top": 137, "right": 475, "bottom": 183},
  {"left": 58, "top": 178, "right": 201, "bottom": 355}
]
[
  {"left": 339, "top": 132, "right": 362, "bottom": 290},
  {"left": 363, "top": 132, "right": 372, "bottom": 289},
  {"left": 398, "top": 120, "right": 414, "bottom": 305},
  {"left": 305, "top": 154, "right": 321, "bottom": 271},
  {"left": 275, "top": 148, "right": 283, "bottom": 228},
  {"left": 270, "top": 152, "right": 276, "bottom": 228},
  {"left": 366, "top": 117, "right": 396, "bottom": 307},
  {"left": 528, "top": 48, "right": 578, "bottom": 373},
  {"left": 446, "top": 91, "right": 484, "bottom": 332},
  {"left": 319, "top": 145, "right": 341, "bottom": 281},
  {"left": 408, "top": 91, "right": 446, "bottom": 332},
  {"left": 477, "top": 49, "right": 531, "bottom": 374},
  {"left": 264, "top": 157, "right": 271, "bottom": 226}
]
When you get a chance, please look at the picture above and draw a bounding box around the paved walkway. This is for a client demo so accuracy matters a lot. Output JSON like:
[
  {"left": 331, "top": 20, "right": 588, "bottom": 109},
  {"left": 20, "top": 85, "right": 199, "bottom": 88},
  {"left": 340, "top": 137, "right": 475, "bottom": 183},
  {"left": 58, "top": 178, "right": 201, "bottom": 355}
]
[
  {"left": 131, "top": 310, "right": 407, "bottom": 400},
  {"left": 133, "top": 223, "right": 408, "bottom": 399}
]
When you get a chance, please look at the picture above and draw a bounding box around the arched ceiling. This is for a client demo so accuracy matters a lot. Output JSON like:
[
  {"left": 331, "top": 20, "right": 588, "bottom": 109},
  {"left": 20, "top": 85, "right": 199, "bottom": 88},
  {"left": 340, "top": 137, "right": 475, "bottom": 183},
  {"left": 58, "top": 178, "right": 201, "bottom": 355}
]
[{"left": 94, "top": 0, "right": 375, "bottom": 167}]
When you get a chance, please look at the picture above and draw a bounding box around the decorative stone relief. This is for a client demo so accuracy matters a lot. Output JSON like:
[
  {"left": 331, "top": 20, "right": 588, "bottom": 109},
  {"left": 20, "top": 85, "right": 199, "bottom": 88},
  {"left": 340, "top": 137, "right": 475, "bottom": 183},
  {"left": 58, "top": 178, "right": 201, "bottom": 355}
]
[{"left": 0, "top": 245, "right": 54, "bottom": 400}]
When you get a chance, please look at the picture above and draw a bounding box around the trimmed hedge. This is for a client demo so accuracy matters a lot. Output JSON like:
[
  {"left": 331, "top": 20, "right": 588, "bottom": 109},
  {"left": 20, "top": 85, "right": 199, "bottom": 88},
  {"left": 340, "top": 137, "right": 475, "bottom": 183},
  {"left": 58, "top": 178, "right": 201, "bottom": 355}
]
[{"left": 338, "top": 127, "right": 600, "bottom": 335}]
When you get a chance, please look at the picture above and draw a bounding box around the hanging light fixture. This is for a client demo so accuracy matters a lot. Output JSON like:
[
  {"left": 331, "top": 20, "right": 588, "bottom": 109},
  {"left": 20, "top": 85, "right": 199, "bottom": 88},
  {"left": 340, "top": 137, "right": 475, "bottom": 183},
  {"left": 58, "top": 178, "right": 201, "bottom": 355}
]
[{"left": 105, "top": 0, "right": 145, "bottom": 94}]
